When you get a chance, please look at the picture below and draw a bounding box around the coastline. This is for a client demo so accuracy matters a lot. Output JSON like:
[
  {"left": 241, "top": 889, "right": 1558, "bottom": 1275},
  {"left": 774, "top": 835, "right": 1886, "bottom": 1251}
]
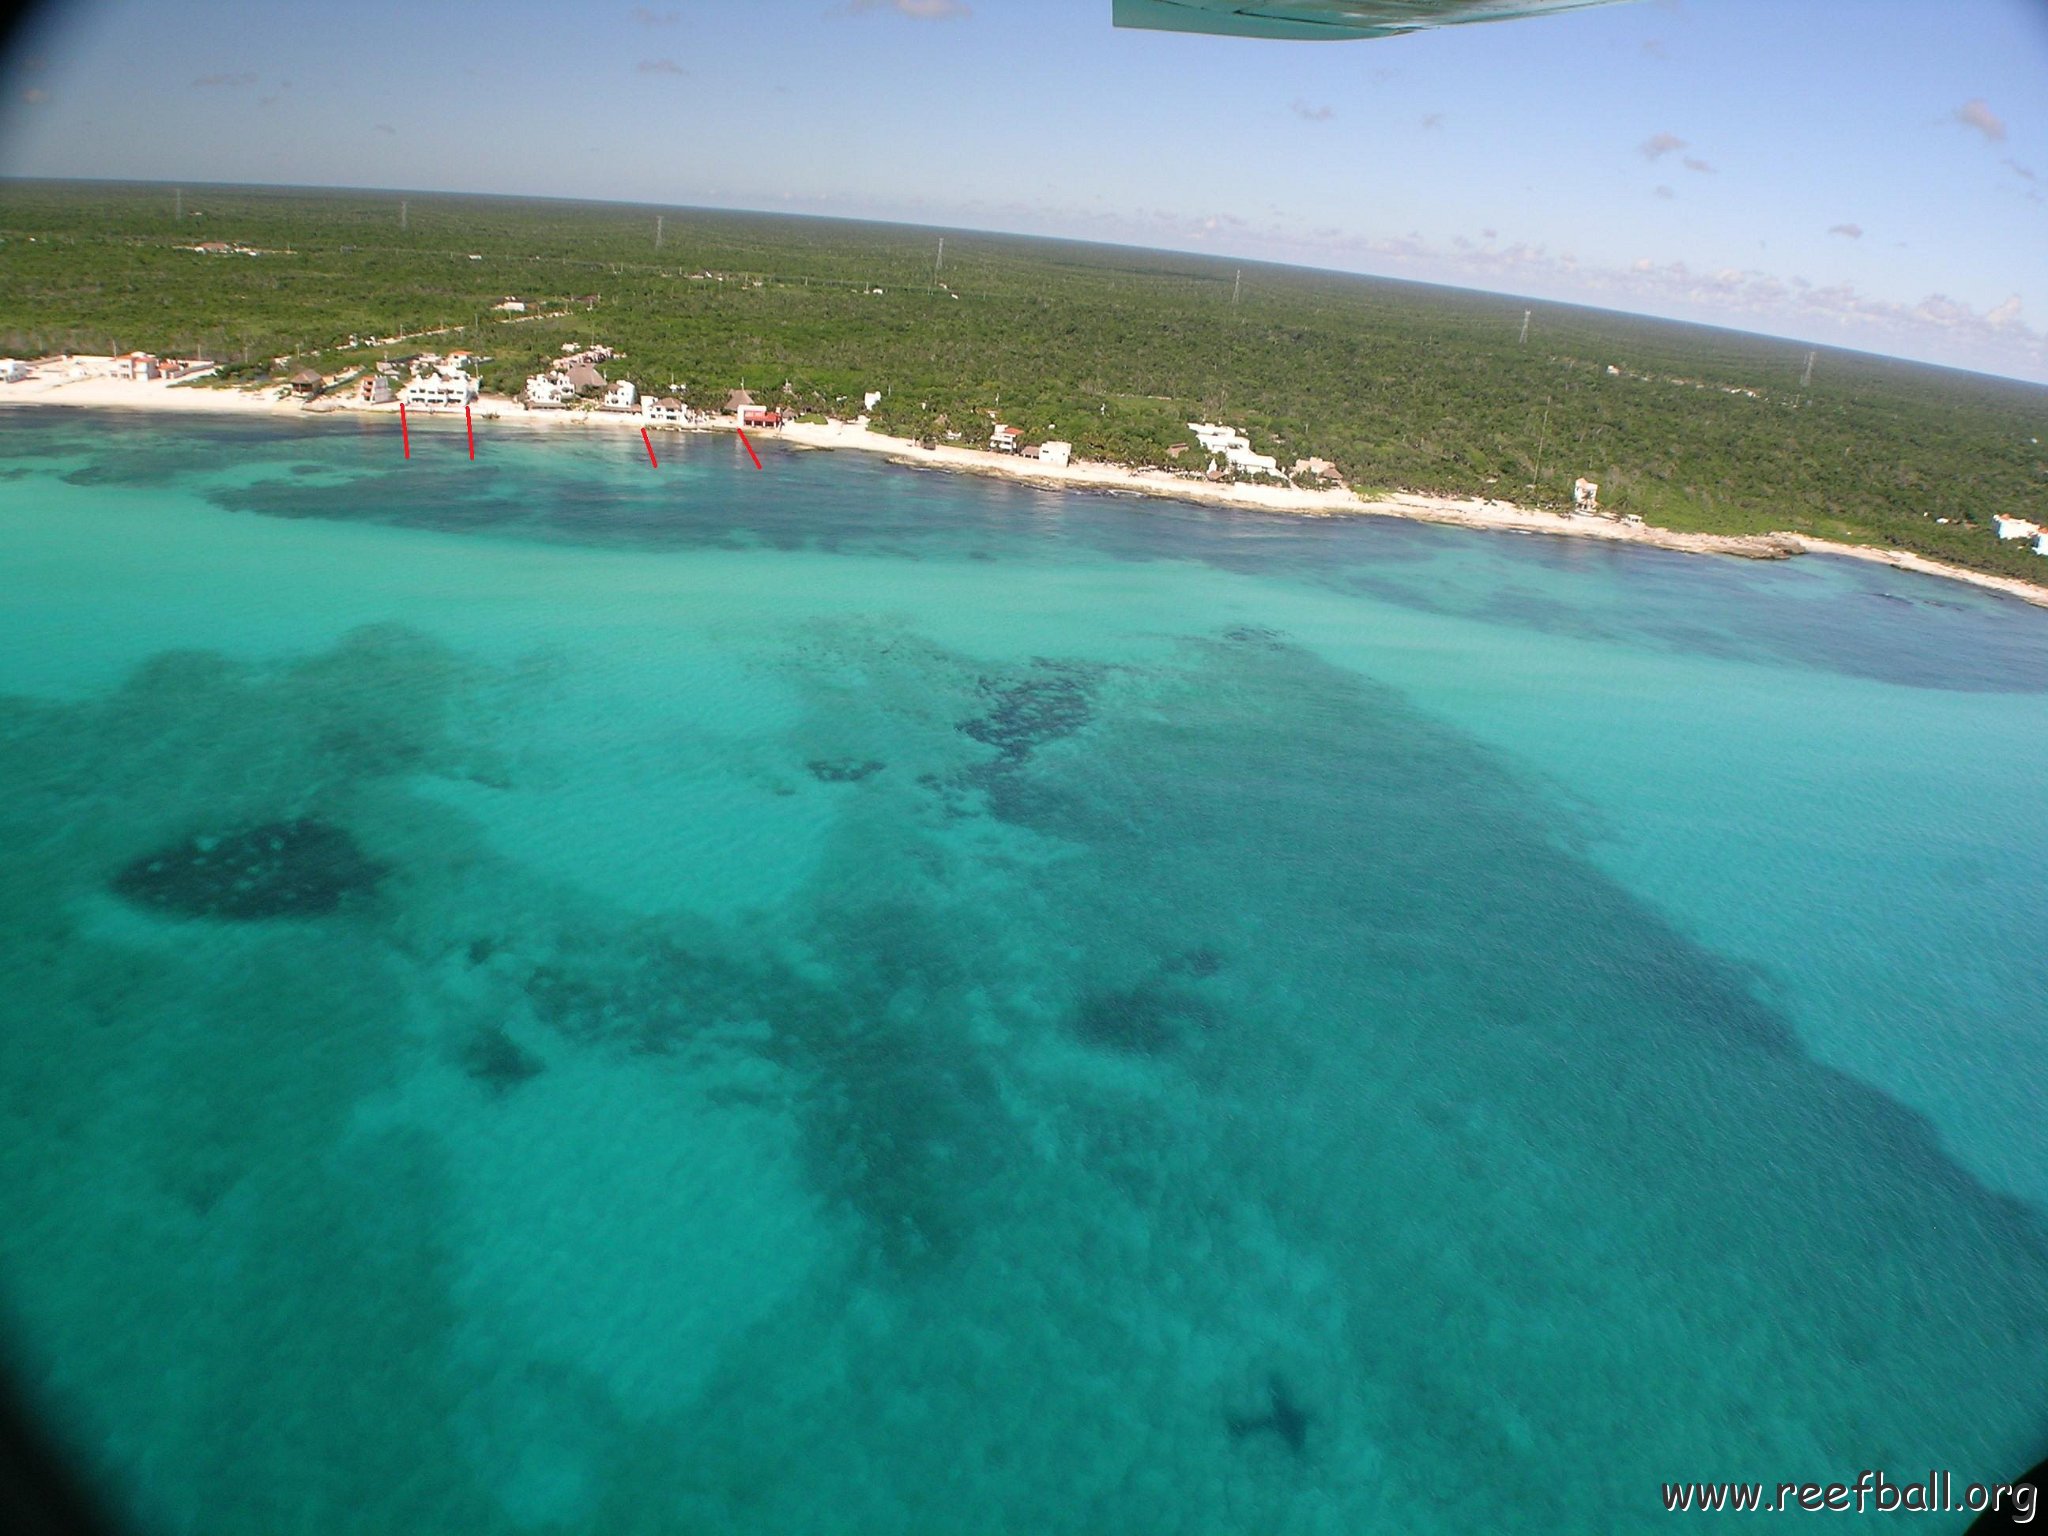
[{"left": 6, "top": 371, "right": 2044, "bottom": 612}]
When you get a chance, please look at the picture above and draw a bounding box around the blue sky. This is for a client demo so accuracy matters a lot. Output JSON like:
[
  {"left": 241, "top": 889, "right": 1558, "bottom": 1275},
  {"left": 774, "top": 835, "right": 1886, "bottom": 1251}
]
[{"left": 4, "top": 0, "right": 2046, "bottom": 380}]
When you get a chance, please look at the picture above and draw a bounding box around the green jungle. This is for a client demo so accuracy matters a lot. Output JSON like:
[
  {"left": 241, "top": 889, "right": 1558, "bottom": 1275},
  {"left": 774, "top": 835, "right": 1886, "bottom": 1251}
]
[{"left": 2, "top": 180, "right": 2045, "bottom": 583}]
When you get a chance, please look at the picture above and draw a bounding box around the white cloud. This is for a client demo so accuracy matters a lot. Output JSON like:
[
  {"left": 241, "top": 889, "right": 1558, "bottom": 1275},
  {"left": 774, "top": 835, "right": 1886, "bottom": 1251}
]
[
  {"left": 1827, "top": 223, "right": 1862, "bottom": 239},
  {"left": 637, "top": 58, "right": 686, "bottom": 74},
  {"left": 1952, "top": 98, "right": 2007, "bottom": 142},
  {"left": 1290, "top": 99, "right": 1334, "bottom": 122},
  {"left": 631, "top": 5, "right": 679, "bottom": 23},
  {"left": 1640, "top": 131, "right": 1686, "bottom": 161},
  {"left": 191, "top": 72, "right": 256, "bottom": 89},
  {"left": 1681, "top": 156, "right": 1714, "bottom": 174},
  {"left": 846, "top": 0, "right": 970, "bottom": 16}
]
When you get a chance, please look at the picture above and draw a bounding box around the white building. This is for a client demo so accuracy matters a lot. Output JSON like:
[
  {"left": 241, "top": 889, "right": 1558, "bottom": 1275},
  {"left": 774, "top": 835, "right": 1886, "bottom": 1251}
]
[
  {"left": 1189, "top": 421, "right": 1251, "bottom": 455},
  {"left": 991, "top": 424, "right": 1020, "bottom": 453},
  {"left": 1037, "top": 440, "right": 1073, "bottom": 468},
  {"left": 1994, "top": 515, "right": 2042, "bottom": 541},
  {"left": 112, "top": 351, "right": 159, "bottom": 381},
  {"left": 0, "top": 359, "right": 26, "bottom": 382},
  {"left": 863, "top": 390, "right": 883, "bottom": 412},
  {"left": 492, "top": 298, "right": 527, "bottom": 313},
  {"left": 642, "top": 396, "right": 690, "bottom": 426},
  {"left": 525, "top": 373, "right": 574, "bottom": 408},
  {"left": 1574, "top": 477, "right": 1600, "bottom": 511},
  {"left": 2035, "top": 532, "right": 2048, "bottom": 558},
  {"left": 401, "top": 370, "right": 477, "bottom": 410},
  {"left": 1224, "top": 446, "right": 1279, "bottom": 477},
  {"left": 602, "top": 379, "right": 637, "bottom": 411}
]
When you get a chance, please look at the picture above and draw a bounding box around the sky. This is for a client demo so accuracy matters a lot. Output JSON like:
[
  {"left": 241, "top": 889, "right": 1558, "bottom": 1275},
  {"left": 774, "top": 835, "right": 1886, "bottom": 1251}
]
[{"left": 3, "top": 0, "right": 2046, "bottom": 381}]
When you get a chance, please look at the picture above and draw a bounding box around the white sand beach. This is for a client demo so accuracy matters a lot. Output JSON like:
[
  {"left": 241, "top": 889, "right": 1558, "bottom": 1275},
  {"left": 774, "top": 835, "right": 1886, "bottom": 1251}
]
[{"left": 5, "top": 368, "right": 2044, "bottom": 611}]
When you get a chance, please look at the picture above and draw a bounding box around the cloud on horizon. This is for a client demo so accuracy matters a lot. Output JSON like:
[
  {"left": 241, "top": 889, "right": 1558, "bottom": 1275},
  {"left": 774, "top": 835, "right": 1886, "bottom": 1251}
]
[
  {"left": 1952, "top": 98, "right": 2007, "bottom": 142},
  {"left": 1640, "top": 131, "right": 1686, "bottom": 161},
  {"left": 637, "top": 58, "right": 686, "bottom": 74},
  {"left": 191, "top": 72, "right": 256, "bottom": 89},
  {"left": 846, "top": 0, "right": 971, "bottom": 17},
  {"left": 1682, "top": 156, "right": 1714, "bottom": 174},
  {"left": 1290, "top": 99, "right": 1334, "bottom": 122},
  {"left": 1828, "top": 223, "right": 1863, "bottom": 238},
  {"left": 631, "top": 5, "right": 678, "bottom": 23}
]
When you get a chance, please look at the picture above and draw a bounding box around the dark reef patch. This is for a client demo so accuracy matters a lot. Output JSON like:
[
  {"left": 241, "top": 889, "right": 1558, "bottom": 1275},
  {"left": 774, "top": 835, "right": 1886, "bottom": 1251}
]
[
  {"left": 958, "top": 660, "right": 1094, "bottom": 764},
  {"left": 460, "top": 1024, "right": 545, "bottom": 1094},
  {"left": 1227, "top": 1375, "right": 1309, "bottom": 1456},
  {"left": 111, "top": 819, "right": 384, "bottom": 920},
  {"left": 807, "top": 757, "right": 886, "bottom": 784},
  {"left": 1070, "top": 982, "right": 1215, "bottom": 1055}
]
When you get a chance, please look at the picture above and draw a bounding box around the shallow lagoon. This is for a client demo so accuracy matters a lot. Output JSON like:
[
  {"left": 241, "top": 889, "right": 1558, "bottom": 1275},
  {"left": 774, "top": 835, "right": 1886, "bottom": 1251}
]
[{"left": 3, "top": 411, "right": 2047, "bottom": 1533}]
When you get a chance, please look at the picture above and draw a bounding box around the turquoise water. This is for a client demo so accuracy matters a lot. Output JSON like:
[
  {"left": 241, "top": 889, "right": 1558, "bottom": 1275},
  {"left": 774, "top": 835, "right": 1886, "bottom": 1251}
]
[{"left": 3, "top": 410, "right": 2047, "bottom": 1532}]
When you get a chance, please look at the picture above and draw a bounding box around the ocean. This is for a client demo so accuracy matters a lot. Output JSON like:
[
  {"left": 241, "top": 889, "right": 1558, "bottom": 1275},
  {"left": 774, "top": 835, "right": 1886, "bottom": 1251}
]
[{"left": 3, "top": 410, "right": 2046, "bottom": 1533}]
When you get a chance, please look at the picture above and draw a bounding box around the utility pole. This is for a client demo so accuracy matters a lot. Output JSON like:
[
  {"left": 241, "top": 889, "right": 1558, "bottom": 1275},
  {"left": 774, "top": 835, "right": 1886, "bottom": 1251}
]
[
  {"left": 174, "top": 188, "right": 182, "bottom": 220},
  {"left": 1232, "top": 269, "right": 1241, "bottom": 308},
  {"left": 1801, "top": 349, "right": 1815, "bottom": 388},
  {"left": 400, "top": 198, "right": 408, "bottom": 231},
  {"left": 1519, "top": 310, "right": 1531, "bottom": 345},
  {"left": 934, "top": 236, "right": 944, "bottom": 285},
  {"left": 1531, "top": 395, "right": 1552, "bottom": 497},
  {"left": 655, "top": 215, "right": 663, "bottom": 249}
]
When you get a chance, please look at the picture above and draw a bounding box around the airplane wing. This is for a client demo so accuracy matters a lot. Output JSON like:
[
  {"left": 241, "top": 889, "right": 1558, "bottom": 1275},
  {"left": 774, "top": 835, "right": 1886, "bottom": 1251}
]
[{"left": 1113, "top": 0, "right": 1631, "bottom": 41}]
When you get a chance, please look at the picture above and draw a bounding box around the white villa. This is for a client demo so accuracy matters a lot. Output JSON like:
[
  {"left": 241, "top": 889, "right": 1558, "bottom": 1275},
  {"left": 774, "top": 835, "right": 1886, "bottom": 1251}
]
[
  {"left": 863, "top": 390, "right": 883, "bottom": 412},
  {"left": 400, "top": 370, "right": 478, "bottom": 410},
  {"left": 1995, "top": 515, "right": 2041, "bottom": 542},
  {"left": 2036, "top": 532, "right": 2048, "bottom": 558},
  {"left": 0, "top": 359, "right": 27, "bottom": 382},
  {"left": 1036, "top": 441, "right": 1073, "bottom": 468},
  {"left": 524, "top": 373, "right": 574, "bottom": 408},
  {"left": 112, "top": 351, "right": 160, "bottom": 381},
  {"left": 602, "top": 379, "right": 637, "bottom": 411},
  {"left": 1222, "top": 446, "right": 1279, "bottom": 477},
  {"left": 1189, "top": 421, "right": 1251, "bottom": 455},
  {"left": 642, "top": 396, "right": 691, "bottom": 427},
  {"left": 1574, "top": 477, "right": 1600, "bottom": 511},
  {"left": 991, "top": 424, "right": 1020, "bottom": 453}
]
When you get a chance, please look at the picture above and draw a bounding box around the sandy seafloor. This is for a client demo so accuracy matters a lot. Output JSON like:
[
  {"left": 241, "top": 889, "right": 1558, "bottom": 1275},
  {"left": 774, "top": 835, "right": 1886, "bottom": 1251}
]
[{"left": 2, "top": 409, "right": 2048, "bottom": 1533}]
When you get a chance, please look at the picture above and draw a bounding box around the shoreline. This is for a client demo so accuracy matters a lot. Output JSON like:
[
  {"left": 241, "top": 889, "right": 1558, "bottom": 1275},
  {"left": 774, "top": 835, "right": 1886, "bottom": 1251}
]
[{"left": 6, "top": 371, "right": 2045, "bottom": 612}]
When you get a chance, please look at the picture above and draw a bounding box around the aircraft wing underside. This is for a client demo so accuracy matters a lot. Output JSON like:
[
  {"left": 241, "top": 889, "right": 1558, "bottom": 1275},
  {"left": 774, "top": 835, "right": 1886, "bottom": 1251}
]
[{"left": 1113, "top": 0, "right": 1629, "bottom": 41}]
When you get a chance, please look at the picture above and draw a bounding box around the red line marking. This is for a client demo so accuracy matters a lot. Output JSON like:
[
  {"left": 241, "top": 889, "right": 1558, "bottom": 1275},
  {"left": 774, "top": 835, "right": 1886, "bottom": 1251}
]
[
  {"left": 465, "top": 403, "right": 475, "bottom": 460},
  {"left": 641, "top": 427, "right": 659, "bottom": 468},
  {"left": 399, "top": 402, "right": 410, "bottom": 459},
  {"left": 737, "top": 427, "right": 762, "bottom": 470}
]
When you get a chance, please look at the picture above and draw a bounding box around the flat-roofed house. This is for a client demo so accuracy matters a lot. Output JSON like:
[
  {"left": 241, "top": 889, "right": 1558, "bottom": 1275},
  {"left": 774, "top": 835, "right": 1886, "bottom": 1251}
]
[
  {"left": 113, "top": 351, "right": 160, "bottom": 381},
  {"left": 1573, "top": 477, "right": 1599, "bottom": 511},
  {"left": 642, "top": 396, "right": 689, "bottom": 427},
  {"left": 0, "top": 359, "right": 27, "bottom": 382},
  {"left": 492, "top": 298, "right": 526, "bottom": 313},
  {"left": 2035, "top": 531, "right": 2048, "bottom": 558},
  {"left": 990, "top": 424, "right": 1020, "bottom": 453},
  {"left": 602, "top": 379, "right": 637, "bottom": 410},
  {"left": 400, "top": 370, "right": 477, "bottom": 410},
  {"left": 525, "top": 373, "right": 573, "bottom": 408},
  {"left": 1224, "top": 446, "right": 1279, "bottom": 477},
  {"left": 1037, "top": 440, "right": 1073, "bottom": 468},
  {"left": 1995, "top": 515, "right": 2042, "bottom": 541}
]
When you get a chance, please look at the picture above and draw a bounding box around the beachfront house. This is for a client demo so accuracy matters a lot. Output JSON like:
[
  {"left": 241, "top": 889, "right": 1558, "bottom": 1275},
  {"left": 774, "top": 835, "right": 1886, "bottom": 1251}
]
[
  {"left": 1291, "top": 456, "right": 1341, "bottom": 481},
  {"left": 357, "top": 373, "right": 394, "bottom": 404},
  {"left": 741, "top": 405, "right": 784, "bottom": 428},
  {"left": 602, "top": 379, "right": 637, "bottom": 411},
  {"left": 642, "top": 396, "right": 690, "bottom": 427},
  {"left": 0, "top": 359, "right": 27, "bottom": 382},
  {"left": 725, "top": 388, "right": 755, "bottom": 417},
  {"left": 1037, "top": 441, "right": 1073, "bottom": 468},
  {"left": 564, "top": 363, "right": 606, "bottom": 396},
  {"left": 1574, "top": 477, "right": 1600, "bottom": 512},
  {"left": 1189, "top": 422, "right": 1251, "bottom": 455},
  {"left": 863, "top": 390, "right": 883, "bottom": 413},
  {"left": 400, "top": 370, "right": 477, "bottom": 410},
  {"left": 289, "top": 368, "right": 324, "bottom": 398},
  {"left": 524, "top": 373, "right": 573, "bottom": 408},
  {"left": 1224, "top": 446, "right": 1280, "bottom": 478},
  {"left": 1994, "top": 515, "right": 2041, "bottom": 541},
  {"left": 991, "top": 424, "right": 1020, "bottom": 454},
  {"left": 2035, "top": 532, "right": 2048, "bottom": 558},
  {"left": 112, "top": 351, "right": 160, "bottom": 381}
]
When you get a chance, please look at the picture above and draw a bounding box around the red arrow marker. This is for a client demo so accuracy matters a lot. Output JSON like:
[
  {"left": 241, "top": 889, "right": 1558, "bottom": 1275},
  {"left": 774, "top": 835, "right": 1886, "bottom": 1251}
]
[
  {"left": 399, "top": 402, "right": 410, "bottom": 459},
  {"left": 641, "top": 427, "right": 659, "bottom": 468},
  {"left": 465, "top": 403, "right": 475, "bottom": 460},
  {"left": 737, "top": 427, "right": 762, "bottom": 469}
]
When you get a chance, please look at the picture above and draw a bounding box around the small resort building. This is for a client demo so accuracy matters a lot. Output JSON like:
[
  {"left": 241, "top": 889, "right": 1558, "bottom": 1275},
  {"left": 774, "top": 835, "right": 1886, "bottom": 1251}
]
[
  {"left": 289, "top": 369, "right": 324, "bottom": 398},
  {"left": 357, "top": 373, "right": 393, "bottom": 404},
  {"left": 642, "top": 396, "right": 690, "bottom": 427},
  {"left": 1037, "top": 441, "right": 1073, "bottom": 468},
  {"left": 602, "top": 379, "right": 637, "bottom": 411},
  {"left": 1574, "top": 477, "right": 1600, "bottom": 512},
  {"left": 400, "top": 370, "right": 478, "bottom": 410}
]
